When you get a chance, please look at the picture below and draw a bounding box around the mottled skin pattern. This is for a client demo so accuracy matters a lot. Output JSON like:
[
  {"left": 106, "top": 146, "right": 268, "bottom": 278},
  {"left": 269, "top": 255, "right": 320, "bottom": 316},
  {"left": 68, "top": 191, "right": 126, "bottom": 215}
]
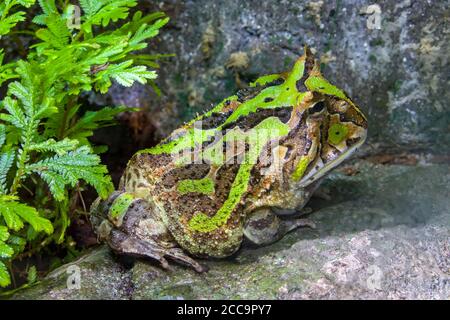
[{"left": 90, "top": 47, "right": 368, "bottom": 272}]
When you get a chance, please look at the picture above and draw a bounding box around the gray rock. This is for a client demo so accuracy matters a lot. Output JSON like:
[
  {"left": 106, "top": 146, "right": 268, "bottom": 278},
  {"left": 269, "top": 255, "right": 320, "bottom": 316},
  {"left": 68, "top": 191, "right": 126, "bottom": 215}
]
[
  {"left": 13, "top": 161, "right": 450, "bottom": 299},
  {"left": 106, "top": 0, "right": 449, "bottom": 152}
]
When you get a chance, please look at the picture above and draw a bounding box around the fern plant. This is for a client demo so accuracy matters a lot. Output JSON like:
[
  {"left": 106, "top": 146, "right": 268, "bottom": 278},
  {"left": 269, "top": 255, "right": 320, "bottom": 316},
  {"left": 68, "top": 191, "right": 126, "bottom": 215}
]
[{"left": 0, "top": 0, "right": 169, "bottom": 288}]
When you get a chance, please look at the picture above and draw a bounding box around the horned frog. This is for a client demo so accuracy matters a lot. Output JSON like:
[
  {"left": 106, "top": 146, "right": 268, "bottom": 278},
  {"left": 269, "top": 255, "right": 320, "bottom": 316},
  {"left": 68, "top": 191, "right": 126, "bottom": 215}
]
[{"left": 90, "top": 47, "right": 368, "bottom": 272}]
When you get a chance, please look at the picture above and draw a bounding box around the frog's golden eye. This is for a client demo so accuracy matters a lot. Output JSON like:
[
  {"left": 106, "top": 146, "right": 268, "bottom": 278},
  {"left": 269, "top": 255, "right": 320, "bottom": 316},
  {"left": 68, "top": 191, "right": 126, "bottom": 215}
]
[{"left": 328, "top": 123, "right": 348, "bottom": 145}]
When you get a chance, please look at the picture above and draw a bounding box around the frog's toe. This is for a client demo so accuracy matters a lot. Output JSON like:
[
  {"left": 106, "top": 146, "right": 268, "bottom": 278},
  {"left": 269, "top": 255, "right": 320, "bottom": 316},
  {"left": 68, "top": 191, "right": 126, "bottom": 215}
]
[
  {"left": 108, "top": 229, "right": 170, "bottom": 270},
  {"left": 282, "top": 217, "right": 316, "bottom": 231},
  {"left": 165, "top": 248, "right": 208, "bottom": 273}
]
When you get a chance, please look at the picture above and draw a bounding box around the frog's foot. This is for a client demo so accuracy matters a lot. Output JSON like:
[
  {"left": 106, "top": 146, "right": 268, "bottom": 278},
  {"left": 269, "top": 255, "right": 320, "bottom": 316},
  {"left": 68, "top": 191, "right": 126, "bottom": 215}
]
[
  {"left": 109, "top": 229, "right": 170, "bottom": 269},
  {"left": 166, "top": 248, "right": 209, "bottom": 273},
  {"left": 244, "top": 208, "right": 316, "bottom": 246},
  {"left": 90, "top": 192, "right": 207, "bottom": 273},
  {"left": 282, "top": 217, "right": 316, "bottom": 231},
  {"left": 108, "top": 229, "right": 207, "bottom": 273}
]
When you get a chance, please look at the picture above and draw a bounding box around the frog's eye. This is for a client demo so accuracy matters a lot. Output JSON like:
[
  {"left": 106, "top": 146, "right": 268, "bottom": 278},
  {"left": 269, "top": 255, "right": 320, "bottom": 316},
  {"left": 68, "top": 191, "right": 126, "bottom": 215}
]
[
  {"left": 328, "top": 123, "right": 348, "bottom": 145},
  {"left": 310, "top": 101, "right": 325, "bottom": 114}
]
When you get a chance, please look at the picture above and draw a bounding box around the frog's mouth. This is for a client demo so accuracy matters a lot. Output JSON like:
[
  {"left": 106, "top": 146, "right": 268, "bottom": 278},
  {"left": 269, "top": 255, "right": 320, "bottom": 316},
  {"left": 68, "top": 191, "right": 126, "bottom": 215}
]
[{"left": 297, "top": 130, "right": 367, "bottom": 188}]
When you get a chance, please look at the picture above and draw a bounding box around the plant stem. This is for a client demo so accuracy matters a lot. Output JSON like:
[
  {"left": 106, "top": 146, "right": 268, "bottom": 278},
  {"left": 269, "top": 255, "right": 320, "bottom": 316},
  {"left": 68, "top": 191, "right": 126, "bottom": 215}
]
[
  {"left": 10, "top": 122, "right": 35, "bottom": 194},
  {"left": 58, "top": 96, "right": 77, "bottom": 140},
  {"left": 10, "top": 147, "right": 28, "bottom": 195}
]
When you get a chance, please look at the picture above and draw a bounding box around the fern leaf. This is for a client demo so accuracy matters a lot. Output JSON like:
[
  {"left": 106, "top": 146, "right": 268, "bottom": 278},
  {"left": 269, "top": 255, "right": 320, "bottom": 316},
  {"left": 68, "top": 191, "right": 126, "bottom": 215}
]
[
  {"left": 0, "top": 124, "right": 5, "bottom": 148},
  {"left": 14, "top": 60, "right": 35, "bottom": 92},
  {"left": 27, "top": 265, "right": 37, "bottom": 284},
  {"left": 27, "top": 146, "right": 113, "bottom": 200},
  {"left": 118, "top": 11, "right": 166, "bottom": 35},
  {"left": 65, "top": 106, "right": 129, "bottom": 143},
  {"left": 17, "top": 0, "right": 36, "bottom": 8},
  {"left": 81, "top": 0, "right": 137, "bottom": 34},
  {"left": 0, "top": 226, "right": 9, "bottom": 242},
  {"left": 0, "top": 195, "right": 53, "bottom": 234},
  {"left": 35, "top": 170, "right": 67, "bottom": 201},
  {"left": 37, "top": 0, "right": 56, "bottom": 14},
  {"left": 79, "top": 0, "right": 102, "bottom": 18},
  {"left": 15, "top": 207, "right": 53, "bottom": 234},
  {"left": 0, "top": 11, "right": 26, "bottom": 36},
  {"left": 113, "top": 65, "right": 157, "bottom": 87},
  {"left": 29, "top": 138, "right": 78, "bottom": 155},
  {"left": 0, "top": 50, "right": 18, "bottom": 86},
  {"left": 0, "top": 204, "right": 23, "bottom": 231},
  {"left": 0, "top": 97, "right": 26, "bottom": 129},
  {"left": 0, "top": 149, "right": 15, "bottom": 194},
  {"left": 0, "top": 261, "right": 10, "bottom": 287},
  {"left": 100, "top": 61, "right": 156, "bottom": 87},
  {"left": 35, "top": 13, "right": 71, "bottom": 49},
  {"left": 129, "top": 18, "right": 169, "bottom": 48},
  {"left": 0, "top": 241, "right": 14, "bottom": 259},
  {"left": 83, "top": 41, "right": 127, "bottom": 66},
  {"left": 90, "top": 0, "right": 137, "bottom": 26},
  {"left": 8, "top": 81, "right": 32, "bottom": 110},
  {"left": 32, "top": 0, "right": 56, "bottom": 25},
  {"left": 6, "top": 235, "right": 26, "bottom": 254}
]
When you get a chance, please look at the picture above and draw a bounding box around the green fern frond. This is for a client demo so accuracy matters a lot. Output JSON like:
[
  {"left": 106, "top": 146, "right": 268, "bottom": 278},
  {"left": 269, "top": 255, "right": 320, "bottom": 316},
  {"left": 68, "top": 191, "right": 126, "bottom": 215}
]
[
  {"left": 28, "top": 138, "right": 78, "bottom": 155},
  {"left": 0, "top": 261, "right": 10, "bottom": 287},
  {"left": 0, "top": 150, "right": 15, "bottom": 194},
  {"left": 0, "top": 226, "right": 9, "bottom": 242},
  {"left": 97, "top": 60, "right": 156, "bottom": 87},
  {"left": 112, "top": 65, "right": 157, "bottom": 87},
  {"left": 79, "top": 0, "right": 103, "bottom": 18},
  {"left": 8, "top": 81, "right": 33, "bottom": 111},
  {"left": 119, "top": 11, "right": 166, "bottom": 34},
  {"left": 0, "top": 11, "right": 25, "bottom": 36},
  {"left": 32, "top": 0, "right": 57, "bottom": 25},
  {"left": 35, "top": 13, "right": 71, "bottom": 49},
  {"left": 0, "top": 97, "right": 26, "bottom": 129},
  {"left": 0, "top": 50, "right": 18, "bottom": 86},
  {"left": 129, "top": 18, "right": 169, "bottom": 49},
  {"left": 0, "top": 195, "right": 53, "bottom": 234},
  {"left": 26, "top": 265, "right": 37, "bottom": 284},
  {"left": 0, "top": 241, "right": 14, "bottom": 259},
  {"left": 82, "top": 41, "right": 128, "bottom": 65},
  {"left": 27, "top": 146, "right": 113, "bottom": 200},
  {"left": 16, "top": 0, "right": 36, "bottom": 8},
  {"left": 81, "top": 0, "right": 138, "bottom": 34},
  {"left": 0, "top": 124, "right": 5, "bottom": 147},
  {"left": 5, "top": 235, "right": 26, "bottom": 255},
  {"left": 64, "top": 106, "right": 129, "bottom": 145},
  {"left": 0, "top": 0, "right": 36, "bottom": 36}
]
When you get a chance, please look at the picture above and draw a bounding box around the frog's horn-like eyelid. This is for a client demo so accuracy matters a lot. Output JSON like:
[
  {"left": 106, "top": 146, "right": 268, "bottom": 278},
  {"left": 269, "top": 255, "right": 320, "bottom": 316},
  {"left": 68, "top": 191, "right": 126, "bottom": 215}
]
[
  {"left": 310, "top": 58, "right": 322, "bottom": 76},
  {"left": 302, "top": 45, "right": 321, "bottom": 77},
  {"left": 303, "top": 45, "right": 313, "bottom": 58}
]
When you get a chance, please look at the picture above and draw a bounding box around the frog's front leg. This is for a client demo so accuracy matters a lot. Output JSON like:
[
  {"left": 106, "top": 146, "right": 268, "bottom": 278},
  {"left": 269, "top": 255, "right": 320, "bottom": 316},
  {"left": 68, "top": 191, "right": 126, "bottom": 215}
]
[
  {"left": 243, "top": 208, "right": 315, "bottom": 246},
  {"left": 90, "top": 192, "right": 207, "bottom": 272}
]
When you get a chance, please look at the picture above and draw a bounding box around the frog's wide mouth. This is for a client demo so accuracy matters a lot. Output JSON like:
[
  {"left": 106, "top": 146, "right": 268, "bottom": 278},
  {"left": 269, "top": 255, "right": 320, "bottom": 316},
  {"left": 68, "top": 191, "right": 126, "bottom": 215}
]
[{"left": 296, "top": 131, "right": 367, "bottom": 188}]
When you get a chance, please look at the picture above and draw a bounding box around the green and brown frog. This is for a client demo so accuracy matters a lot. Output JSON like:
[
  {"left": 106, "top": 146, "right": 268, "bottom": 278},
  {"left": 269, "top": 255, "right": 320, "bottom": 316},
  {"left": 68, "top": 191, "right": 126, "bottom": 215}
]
[{"left": 90, "top": 47, "right": 368, "bottom": 272}]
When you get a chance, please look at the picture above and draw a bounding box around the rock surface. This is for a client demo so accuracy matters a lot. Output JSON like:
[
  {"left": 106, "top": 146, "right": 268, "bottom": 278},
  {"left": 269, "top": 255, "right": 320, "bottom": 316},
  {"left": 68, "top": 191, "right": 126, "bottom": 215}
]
[
  {"left": 13, "top": 161, "right": 450, "bottom": 299},
  {"left": 103, "top": 0, "right": 449, "bottom": 153}
]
